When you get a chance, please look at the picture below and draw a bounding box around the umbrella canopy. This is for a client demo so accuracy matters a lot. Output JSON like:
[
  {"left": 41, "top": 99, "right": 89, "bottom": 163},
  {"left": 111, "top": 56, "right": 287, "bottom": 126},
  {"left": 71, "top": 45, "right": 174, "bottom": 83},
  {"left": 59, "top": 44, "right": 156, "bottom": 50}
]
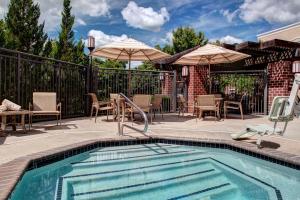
[
  {"left": 174, "top": 43, "right": 249, "bottom": 65},
  {"left": 91, "top": 38, "right": 170, "bottom": 63},
  {"left": 174, "top": 43, "right": 250, "bottom": 93}
]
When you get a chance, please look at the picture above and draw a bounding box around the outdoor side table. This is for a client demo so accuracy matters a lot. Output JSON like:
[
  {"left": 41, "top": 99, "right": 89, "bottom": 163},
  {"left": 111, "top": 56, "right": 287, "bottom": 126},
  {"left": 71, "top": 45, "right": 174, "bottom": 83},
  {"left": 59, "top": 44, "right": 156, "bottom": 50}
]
[{"left": 0, "top": 110, "right": 30, "bottom": 136}]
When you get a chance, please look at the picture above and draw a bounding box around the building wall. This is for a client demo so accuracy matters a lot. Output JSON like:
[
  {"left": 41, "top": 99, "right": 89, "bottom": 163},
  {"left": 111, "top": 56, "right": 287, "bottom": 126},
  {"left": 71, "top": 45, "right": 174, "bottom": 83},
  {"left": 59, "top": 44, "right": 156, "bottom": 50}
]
[
  {"left": 267, "top": 61, "right": 294, "bottom": 109},
  {"left": 258, "top": 22, "right": 300, "bottom": 42},
  {"left": 187, "top": 65, "right": 208, "bottom": 112}
]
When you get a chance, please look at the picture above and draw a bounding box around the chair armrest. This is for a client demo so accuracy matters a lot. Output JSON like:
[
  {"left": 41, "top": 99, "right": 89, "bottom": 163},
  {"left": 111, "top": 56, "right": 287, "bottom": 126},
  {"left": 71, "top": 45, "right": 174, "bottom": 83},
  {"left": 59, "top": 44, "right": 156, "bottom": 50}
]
[{"left": 57, "top": 102, "right": 62, "bottom": 112}]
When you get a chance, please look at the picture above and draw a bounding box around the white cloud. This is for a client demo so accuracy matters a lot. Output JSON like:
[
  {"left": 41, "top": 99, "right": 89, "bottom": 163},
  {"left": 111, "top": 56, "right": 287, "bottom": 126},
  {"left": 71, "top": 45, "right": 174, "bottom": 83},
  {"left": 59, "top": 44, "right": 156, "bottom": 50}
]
[
  {"left": 219, "top": 35, "right": 243, "bottom": 44},
  {"left": 239, "top": 0, "right": 300, "bottom": 23},
  {"left": 0, "top": 0, "right": 111, "bottom": 32},
  {"left": 160, "top": 31, "right": 173, "bottom": 44},
  {"left": 87, "top": 29, "right": 128, "bottom": 47},
  {"left": 221, "top": 9, "right": 239, "bottom": 23},
  {"left": 76, "top": 18, "right": 87, "bottom": 26},
  {"left": 121, "top": 1, "right": 170, "bottom": 32}
]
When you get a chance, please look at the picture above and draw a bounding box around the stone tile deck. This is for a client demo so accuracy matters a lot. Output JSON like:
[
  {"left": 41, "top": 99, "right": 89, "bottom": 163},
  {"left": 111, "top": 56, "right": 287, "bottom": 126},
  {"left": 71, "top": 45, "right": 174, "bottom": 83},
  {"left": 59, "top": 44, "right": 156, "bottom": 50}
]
[{"left": 0, "top": 113, "right": 299, "bottom": 165}]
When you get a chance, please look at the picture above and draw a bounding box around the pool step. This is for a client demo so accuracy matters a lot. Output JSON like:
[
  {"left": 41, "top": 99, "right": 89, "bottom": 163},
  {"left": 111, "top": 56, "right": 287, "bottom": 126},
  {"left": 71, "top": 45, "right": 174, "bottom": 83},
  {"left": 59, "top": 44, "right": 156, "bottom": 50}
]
[{"left": 61, "top": 168, "right": 232, "bottom": 200}]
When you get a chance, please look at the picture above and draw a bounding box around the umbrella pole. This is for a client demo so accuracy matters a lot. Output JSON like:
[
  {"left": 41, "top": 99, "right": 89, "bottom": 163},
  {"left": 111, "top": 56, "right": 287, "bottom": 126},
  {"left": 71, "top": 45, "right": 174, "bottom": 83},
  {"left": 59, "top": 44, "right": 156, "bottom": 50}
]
[
  {"left": 208, "top": 62, "right": 211, "bottom": 94},
  {"left": 128, "top": 55, "right": 131, "bottom": 97}
]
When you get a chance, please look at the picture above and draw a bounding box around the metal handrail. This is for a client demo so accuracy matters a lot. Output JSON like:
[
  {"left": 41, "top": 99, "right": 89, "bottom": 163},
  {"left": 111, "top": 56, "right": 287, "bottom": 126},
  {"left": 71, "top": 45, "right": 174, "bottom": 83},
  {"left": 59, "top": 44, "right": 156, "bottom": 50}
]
[{"left": 117, "top": 93, "right": 149, "bottom": 135}]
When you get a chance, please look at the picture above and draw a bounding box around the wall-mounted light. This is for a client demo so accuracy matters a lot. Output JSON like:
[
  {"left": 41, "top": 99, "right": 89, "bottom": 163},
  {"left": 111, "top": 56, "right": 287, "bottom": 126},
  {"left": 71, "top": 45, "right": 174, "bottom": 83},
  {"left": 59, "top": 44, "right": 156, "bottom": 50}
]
[
  {"left": 182, "top": 66, "right": 189, "bottom": 77},
  {"left": 293, "top": 61, "right": 300, "bottom": 73},
  {"left": 88, "top": 36, "right": 95, "bottom": 53}
]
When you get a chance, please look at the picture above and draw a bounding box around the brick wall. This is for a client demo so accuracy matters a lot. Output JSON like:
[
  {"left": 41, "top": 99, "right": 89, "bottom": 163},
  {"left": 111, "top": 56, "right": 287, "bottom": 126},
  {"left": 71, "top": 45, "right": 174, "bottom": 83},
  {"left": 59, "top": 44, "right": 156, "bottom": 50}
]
[
  {"left": 267, "top": 60, "right": 293, "bottom": 109},
  {"left": 162, "top": 73, "right": 172, "bottom": 96},
  {"left": 187, "top": 65, "right": 208, "bottom": 112}
]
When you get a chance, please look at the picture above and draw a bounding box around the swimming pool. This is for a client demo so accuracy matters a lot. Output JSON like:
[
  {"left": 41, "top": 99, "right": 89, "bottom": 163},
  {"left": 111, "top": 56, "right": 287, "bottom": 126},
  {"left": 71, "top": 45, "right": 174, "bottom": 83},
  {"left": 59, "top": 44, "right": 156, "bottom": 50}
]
[{"left": 10, "top": 143, "right": 300, "bottom": 200}]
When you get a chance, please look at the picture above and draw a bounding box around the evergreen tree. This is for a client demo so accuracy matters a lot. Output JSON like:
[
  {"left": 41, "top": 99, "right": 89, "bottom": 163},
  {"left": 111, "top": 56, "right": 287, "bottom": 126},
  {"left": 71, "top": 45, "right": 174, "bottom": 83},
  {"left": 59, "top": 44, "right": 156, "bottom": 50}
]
[
  {"left": 42, "top": 39, "right": 53, "bottom": 57},
  {"left": 55, "top": 0, "right": 75, "bottom": 61},
  {"left": 5, "top": 0, "right": 47, "bottom": 54},
  {"left": 0, "top": 20, "right": 5, "bottom": 47},
  {"left": 73, "top": 39, "right": 87, "bottom": 65}
]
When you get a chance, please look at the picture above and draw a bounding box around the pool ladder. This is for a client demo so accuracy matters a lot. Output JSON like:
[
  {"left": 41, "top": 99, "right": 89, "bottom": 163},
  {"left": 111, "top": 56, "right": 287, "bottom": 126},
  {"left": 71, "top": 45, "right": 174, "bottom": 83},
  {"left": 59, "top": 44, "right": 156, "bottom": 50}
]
[{"left": 117, "top": 93, "right": 149, "bottom": 136}]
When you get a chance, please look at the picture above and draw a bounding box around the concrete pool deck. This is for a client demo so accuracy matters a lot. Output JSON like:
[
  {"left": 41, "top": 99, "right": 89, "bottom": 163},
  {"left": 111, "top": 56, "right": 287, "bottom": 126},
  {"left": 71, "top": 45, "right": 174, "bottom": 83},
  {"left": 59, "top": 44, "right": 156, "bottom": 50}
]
[{"left": 0, "top": 113, "right": 299, "bottom": 165}]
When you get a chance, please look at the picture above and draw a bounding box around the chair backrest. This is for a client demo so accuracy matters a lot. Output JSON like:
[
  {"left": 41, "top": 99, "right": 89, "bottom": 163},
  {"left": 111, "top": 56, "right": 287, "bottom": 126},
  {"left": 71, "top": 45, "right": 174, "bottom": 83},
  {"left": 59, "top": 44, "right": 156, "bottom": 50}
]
[
  {"left": 152, "top": 94, "right": 163, "bottom": 108},
  {"left": 33, "top": 92, "right": 57, "bottom": 111},
  {"left": 88, "top": 93, "right": 99, "bottom": 105},
  {"left": 268, "top": 74, "right": 300, "bottom": 121},
  {"left": 133, "top": 95, "right": 152, "bottom": 108},
  {"left": 197, "top": 95, "right": 215, "bottom": 107}
]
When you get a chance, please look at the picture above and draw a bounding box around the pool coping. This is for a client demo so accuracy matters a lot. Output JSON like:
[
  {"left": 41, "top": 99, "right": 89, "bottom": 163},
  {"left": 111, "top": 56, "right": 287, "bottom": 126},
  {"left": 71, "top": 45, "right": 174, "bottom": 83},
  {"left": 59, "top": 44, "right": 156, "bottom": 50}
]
[{"left": 1, "top": 136, "right": 300, "bottom": 200}]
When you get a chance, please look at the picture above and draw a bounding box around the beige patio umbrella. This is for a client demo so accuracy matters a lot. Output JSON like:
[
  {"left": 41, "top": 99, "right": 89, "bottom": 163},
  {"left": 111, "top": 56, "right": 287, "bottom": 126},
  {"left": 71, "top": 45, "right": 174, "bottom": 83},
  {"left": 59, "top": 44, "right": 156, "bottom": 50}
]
[
  {"left": 91, "top": 38, "right": 170, "bottom": 69},
  {"left": 91, "top": 38, "right": 170, "bottom": 96},
  {"left": 174, "top": 43, "right": 250, "bottom": 93}
]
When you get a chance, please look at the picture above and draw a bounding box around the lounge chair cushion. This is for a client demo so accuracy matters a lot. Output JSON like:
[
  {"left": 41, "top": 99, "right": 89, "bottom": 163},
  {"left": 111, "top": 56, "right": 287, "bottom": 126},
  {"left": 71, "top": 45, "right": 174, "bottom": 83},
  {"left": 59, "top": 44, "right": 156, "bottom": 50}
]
[
  {"left": 33, "top": 92, "right": 57, "bottom": 111},
  {"left": 2, "top": 99, "right": 21, "bottom": 111},
  {"left": 0, "top": 105, "right": 7, "bottom": 112}
]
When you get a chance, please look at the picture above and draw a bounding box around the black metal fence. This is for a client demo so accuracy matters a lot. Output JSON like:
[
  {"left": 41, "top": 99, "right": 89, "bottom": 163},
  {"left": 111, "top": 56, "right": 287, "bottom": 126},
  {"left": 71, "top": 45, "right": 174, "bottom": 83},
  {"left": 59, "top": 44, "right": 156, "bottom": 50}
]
[
  {"left": 211, "top": 70, "right": 267, "bottom": 114},
  {"left": 0, "top": 48, "right": 87, "bottom": 118},
  {"left": 0, "top": 48, "right": 177, "bottom": 119},
  {"left": 92, "top": 67, "right": 177, "bottom": 112}
]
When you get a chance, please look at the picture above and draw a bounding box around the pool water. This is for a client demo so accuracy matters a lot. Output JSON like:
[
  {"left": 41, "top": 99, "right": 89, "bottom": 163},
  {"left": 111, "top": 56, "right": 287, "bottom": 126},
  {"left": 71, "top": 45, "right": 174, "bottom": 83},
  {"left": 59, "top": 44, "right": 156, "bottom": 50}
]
[{"left": 10, "top": 143, "right": 300, "bottom": 200}]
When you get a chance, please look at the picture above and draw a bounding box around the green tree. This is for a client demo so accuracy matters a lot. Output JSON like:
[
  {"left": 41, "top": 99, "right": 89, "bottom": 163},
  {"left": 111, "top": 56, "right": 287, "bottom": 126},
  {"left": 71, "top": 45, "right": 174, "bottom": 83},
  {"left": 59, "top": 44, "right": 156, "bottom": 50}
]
[
  {"left": 137, "top": 61, "right": 156, "bottom": 71},
  {"left": 55, "top": 0, "right": 75, "bottom": 61},
  {"left": 5, "top": 0, "right": 47, "bottom": 54},
  {"left": 172, "top": 27, "right": 207, "bottom": 53},
  {"left": 156, "top": 27, "right": 208, "bottom": 55},
  {"left": 73, "top": 39, "right": 87, "bottom": 65},
  {"left": 0, "top": 20, "right": 5, "bottom": 47},
  {"left": 42, "top": 39, "right": 53, "bottom": 57}
]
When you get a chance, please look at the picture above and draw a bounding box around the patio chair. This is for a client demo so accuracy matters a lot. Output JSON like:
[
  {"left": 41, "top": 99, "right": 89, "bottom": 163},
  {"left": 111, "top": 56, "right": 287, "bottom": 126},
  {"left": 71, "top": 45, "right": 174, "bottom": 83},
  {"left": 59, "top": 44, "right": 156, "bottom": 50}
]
[
  {"left": 177, "top": 94, "right": 188, "bottom": 117},
  {"left": 151, "top": 94, "right": 164, "bottom": 119},
  {"left": 232, "top": 74, "right": 300, "bottom": 147},
  {"left": 129, "top": 94, "right": 152, "bottom": 123},
  {"left": 29, "top": 92, "right": 61, "bottom": 126},
  {"left": 224, "top": 94, "right": 245, "bottom": 120},
  {"left": 195, "top": 95, "right": 220, "bottom": 121},
  {"left": 88, "top": 93, "right": 114, "bottom": 122}
]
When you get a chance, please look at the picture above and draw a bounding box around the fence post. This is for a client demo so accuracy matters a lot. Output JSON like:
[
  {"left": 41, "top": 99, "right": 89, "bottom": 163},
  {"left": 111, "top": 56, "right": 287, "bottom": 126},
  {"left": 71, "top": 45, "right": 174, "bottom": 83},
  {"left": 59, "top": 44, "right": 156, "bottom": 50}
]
[
  {"left": 172, "top": 70, "right": 177, "bottom": 112},
  {"left": 263, "top": 69, "right": 268, "bottom": 115},
  {"left": 17, "top": 53, "right": 21, "bottom": 105}
]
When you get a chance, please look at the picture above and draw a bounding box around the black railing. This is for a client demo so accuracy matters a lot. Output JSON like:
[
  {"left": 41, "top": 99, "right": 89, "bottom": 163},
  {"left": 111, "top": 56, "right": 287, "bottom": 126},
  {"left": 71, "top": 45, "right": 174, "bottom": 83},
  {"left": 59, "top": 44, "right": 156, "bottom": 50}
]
[
  {"left": 211, "top": 70, "right": 268, "bottom": 114},
  {"left": 0, "top": 48, "right": 87, "bottom": 118},
  {"left": 92, "top": 67, "right": 176, "bottom": 112},
  {"left": 0, "top": 48, "right": 177, "bottom": 119}
]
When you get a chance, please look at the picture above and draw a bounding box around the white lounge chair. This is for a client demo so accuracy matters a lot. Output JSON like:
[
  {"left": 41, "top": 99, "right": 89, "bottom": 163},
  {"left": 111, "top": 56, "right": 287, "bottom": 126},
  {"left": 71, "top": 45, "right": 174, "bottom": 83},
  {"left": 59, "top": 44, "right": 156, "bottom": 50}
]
[{"left": 231, "top": 73, "right": 300, "bottom": 147}]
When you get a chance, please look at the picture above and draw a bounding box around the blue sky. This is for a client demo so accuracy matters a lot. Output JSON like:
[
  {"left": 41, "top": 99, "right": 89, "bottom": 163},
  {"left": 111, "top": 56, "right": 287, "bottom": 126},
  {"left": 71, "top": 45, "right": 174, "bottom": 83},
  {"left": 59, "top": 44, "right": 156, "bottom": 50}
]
[{"left": 1, "top": 0, "right": 300, "bottom": 48}]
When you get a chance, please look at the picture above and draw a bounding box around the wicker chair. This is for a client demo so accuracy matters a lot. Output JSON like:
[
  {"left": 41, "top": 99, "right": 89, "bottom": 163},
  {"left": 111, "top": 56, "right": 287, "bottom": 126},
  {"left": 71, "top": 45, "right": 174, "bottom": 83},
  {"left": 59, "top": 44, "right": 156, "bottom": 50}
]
[
  {"left": 151, "top": 94, "right": 164, "bottom": 119},
  {"left": 195, "top": 95, "right": 220, "bottom": 121},
  {"left": 224, "top": 94, "right": 245, "bottom": 120},
  {"left": 29, "top": 92, "right": 61, "bottom": 126},
  {"left": 129, "top": 94, "right": 152, "bottom": 123},
  {"left": 89, "top": 93, "right": 114, "bottom": 122}
]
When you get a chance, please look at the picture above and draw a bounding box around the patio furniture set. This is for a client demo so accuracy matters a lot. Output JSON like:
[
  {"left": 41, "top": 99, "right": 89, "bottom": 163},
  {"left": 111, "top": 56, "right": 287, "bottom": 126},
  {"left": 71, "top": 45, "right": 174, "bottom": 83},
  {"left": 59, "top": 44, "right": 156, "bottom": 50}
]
[
  {"left": 0, "top": 92, "right": 61, "bottom": 136},
  {"left": 89, "top": 93, "right": 164, "bottom": 124},
  {"left": 177, "top": 94, "right": 244, "bottom": 120}
]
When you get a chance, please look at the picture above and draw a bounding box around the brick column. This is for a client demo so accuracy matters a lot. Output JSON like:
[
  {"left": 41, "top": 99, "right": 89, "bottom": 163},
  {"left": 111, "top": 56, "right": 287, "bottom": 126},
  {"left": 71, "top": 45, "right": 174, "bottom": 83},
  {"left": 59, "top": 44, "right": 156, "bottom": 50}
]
[
  {"left": 187, "top": 65, "right": 208, "bottom": 112},
  {"left": 162, "top": 73, "right": 172, "bottom": 96},
  {"left": 267, "top": 61, "right": 293, "bottom": 109}
]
